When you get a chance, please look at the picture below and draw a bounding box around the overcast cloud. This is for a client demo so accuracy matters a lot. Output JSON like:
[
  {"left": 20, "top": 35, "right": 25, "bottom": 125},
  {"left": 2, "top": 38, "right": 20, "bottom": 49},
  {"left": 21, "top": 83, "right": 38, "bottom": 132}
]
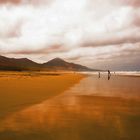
[{"left": 0, "top": 0, "right": 140, "bottom": 70}]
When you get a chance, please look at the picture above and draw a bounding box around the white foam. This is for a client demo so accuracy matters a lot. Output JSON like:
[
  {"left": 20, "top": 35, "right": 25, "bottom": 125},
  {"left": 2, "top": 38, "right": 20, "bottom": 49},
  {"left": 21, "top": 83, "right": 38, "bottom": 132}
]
[{"left": 79, "top": 71, "right": 140, "bottom": 76}]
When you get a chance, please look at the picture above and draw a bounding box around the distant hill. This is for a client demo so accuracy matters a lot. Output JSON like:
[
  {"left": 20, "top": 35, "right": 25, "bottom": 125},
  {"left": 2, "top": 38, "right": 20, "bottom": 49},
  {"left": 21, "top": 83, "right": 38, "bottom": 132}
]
[
  {"left": 0, "top": 55, "right": 40, "bottom": 71},
  {"left": 0, "top": 55, "right": 97, "bottom": 71},
  {"left": 42, "top": 58, "right": 94, "bottom": 71}
]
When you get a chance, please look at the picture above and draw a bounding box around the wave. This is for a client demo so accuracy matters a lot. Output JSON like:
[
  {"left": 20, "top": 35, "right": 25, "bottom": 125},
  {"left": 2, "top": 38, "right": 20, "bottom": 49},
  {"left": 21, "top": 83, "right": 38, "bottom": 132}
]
[{"left": 79, "top": 71, "right": 140, "bottom": 76}]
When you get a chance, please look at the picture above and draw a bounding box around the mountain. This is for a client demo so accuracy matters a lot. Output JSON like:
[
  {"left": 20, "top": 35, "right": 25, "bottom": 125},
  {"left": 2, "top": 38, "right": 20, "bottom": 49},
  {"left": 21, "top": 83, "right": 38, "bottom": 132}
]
[
  {"left": 0, "top": 55, "right": 40, "bottom": 71},
  {"left": 0, "top": 55, "right": 96, "bottom": 71},
  {"left": 42, "top": 58, "right": 94, "bottom": 71}
]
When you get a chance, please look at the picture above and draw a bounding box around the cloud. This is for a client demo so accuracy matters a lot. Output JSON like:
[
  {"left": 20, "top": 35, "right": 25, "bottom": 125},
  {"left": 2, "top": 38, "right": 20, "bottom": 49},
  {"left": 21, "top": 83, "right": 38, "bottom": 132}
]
[
  {"left": 0, "top": 0, "right": 140, "bottom": 70},
  {"left": 0, "top": 0, "right": 21, "bottom": 4},
  {"left": 82, "top": 27, "right": 140, "bottom": 47},
  {"left": 121, "top": 0, "right": 140, "bottom": 7},
  {"left": 0, "top": 0, "right": 52, "bottom": 5}
]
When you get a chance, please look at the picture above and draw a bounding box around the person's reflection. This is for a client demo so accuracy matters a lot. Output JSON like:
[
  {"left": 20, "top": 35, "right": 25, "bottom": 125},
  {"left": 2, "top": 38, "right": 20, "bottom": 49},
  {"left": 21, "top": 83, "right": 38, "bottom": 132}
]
[
  {"left": 98, "top": 72, "right": 101, "bottom": 78},
  {"left": 108, "top": 70, "right": 111, "bottom": 80}
]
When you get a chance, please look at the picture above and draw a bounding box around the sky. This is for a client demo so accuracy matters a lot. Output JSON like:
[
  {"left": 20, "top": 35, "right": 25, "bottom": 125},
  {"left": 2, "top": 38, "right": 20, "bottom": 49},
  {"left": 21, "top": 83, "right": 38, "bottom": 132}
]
[{"left": 0, "top": 0, "right": 140, "bottom": 70}]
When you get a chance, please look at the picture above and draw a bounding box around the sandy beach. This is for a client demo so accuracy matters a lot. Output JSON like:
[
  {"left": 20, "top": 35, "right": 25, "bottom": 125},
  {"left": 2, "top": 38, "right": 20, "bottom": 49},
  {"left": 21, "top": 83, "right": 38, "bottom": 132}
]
[
  {"left": 0, "top": 72, "right": 140, "bottom": 140},
  {"left": 0, "top": 0, "right": 140, "bottom": 139},
  {"left": 0, "top": 72, "right": 84, "bottom": 118}
]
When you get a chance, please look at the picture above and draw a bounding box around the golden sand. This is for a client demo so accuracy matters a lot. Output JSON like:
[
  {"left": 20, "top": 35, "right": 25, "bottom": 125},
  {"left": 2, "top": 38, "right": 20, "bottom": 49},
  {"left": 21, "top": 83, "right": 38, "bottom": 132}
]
[
  {"left": 0, "top": 73, "right": 140, "bottom": 140},
  {"left": 0, "top": 72, "right": 84, "bottom": 118}
]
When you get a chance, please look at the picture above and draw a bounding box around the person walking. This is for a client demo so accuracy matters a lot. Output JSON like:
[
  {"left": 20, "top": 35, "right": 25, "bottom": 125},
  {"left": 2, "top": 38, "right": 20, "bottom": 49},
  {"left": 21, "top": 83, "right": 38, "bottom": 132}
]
[{"left": 108, "top": 70, "right": 111, "bottom": 80}]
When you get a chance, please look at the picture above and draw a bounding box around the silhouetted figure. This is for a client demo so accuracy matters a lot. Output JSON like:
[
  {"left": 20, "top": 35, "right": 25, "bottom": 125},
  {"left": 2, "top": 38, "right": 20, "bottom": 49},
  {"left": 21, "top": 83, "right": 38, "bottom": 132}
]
[
  {"left": 98, "top": 72, "right": 101, "bottom": 78},
  {"left": 108, "top": 70, "right": 111, "bottom": 80}
]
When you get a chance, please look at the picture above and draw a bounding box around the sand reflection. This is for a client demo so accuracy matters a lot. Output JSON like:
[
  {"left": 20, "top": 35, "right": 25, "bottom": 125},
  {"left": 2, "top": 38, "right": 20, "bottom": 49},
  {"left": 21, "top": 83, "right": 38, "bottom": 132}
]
[{"left": 0, "top": 75, "right": 140, "bottom": 140}]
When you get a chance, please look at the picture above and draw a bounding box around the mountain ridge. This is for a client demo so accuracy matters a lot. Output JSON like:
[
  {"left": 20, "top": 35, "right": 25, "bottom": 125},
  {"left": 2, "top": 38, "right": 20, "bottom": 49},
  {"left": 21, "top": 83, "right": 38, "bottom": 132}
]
[{"left": 0, "top": 55, "right": 98, "bottom": 71}]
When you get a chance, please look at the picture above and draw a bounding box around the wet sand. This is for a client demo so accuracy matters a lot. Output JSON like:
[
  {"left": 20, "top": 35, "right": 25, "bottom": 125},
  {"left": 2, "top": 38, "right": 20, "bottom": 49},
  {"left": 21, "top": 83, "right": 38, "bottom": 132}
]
[{"left": 0, "top": 73, "right": 140, "bottom": 140}]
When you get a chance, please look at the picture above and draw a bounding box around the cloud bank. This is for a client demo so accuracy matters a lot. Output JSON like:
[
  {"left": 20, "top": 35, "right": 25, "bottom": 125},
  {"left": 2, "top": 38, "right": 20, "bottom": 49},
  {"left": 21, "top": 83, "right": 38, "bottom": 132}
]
[{"left": 0, "top": 0, "right": 140, "bottom": 70}]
